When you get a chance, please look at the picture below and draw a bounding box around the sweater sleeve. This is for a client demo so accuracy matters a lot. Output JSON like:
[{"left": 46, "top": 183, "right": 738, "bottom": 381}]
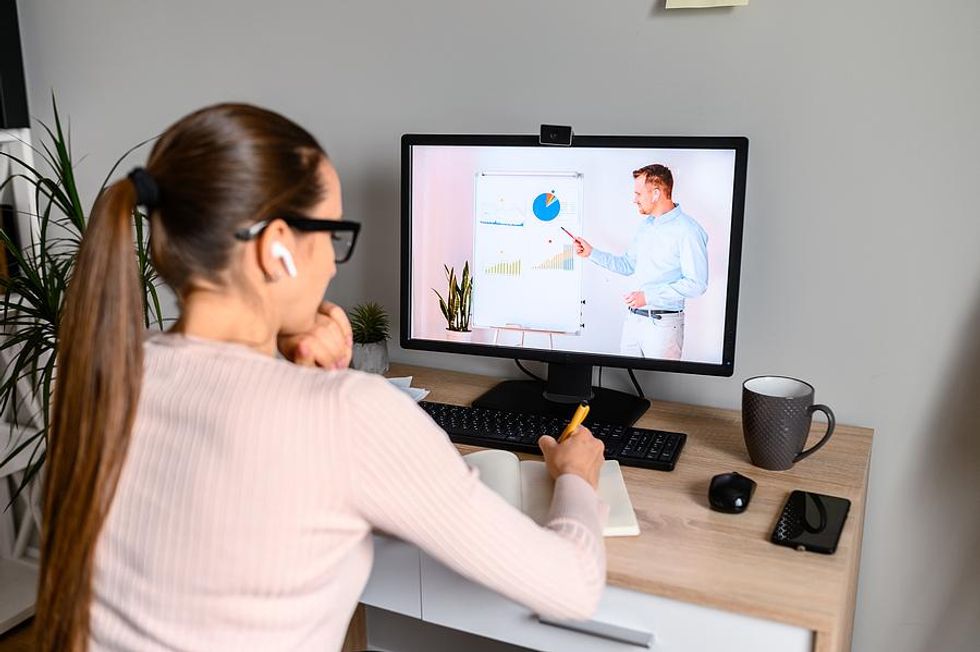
[{"left": 341, "top": 373, "right": 607, "bottom": 620}]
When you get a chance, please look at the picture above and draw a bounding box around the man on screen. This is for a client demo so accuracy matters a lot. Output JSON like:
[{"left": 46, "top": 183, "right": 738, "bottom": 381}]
[{"left": 572, "top": 164, "right": 708, "bottom": 360}]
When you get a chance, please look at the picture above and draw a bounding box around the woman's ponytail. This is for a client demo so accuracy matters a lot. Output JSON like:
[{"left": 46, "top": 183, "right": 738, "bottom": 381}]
[{"left": 36, "top": 179, "right": 146, "bottom": 651}]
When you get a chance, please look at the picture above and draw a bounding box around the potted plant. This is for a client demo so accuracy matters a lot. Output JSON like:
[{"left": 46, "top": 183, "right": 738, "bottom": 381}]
[
  {"left": 349, "top": 301, "right": 390, "bottom": 374},
  {"left": 0, "top": 96, "right": 164, "bottom": 500},
  {"left": 433, "top": 262, "right": 473, "bottom": 342}
]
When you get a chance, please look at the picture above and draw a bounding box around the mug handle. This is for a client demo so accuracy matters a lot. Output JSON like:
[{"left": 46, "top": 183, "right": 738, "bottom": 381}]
[{"left": 794, "top": 404, "right": 836, "bottom": 462}]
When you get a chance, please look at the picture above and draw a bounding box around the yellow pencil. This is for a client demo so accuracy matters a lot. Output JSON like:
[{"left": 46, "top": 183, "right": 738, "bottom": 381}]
[{"left": 558, "top": 402, "right": 591, "bottom": 443}]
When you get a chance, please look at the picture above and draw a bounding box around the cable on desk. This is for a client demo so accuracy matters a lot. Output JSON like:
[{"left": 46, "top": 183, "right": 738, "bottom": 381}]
[
  {"left": 627, "top": 368, "right": 644, "bottom": 397},
  {"left": 515, "top": 359, "right": 544, "bottom": 383}
]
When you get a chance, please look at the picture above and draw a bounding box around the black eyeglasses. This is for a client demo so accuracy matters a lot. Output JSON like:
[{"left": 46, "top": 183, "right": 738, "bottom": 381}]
[{"left": 234, "top": 216, "right": 361, "bottom": 263}]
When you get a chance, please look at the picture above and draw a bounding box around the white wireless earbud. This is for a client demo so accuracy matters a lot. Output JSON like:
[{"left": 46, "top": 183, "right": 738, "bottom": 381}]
[{"left": 270, "top": 241, "right": 298, "bottom": 278}]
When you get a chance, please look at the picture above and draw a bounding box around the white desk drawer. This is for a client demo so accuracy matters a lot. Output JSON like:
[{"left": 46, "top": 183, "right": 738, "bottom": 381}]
[
  {"left": 359, "top": 534, "right": 421, "bottom": 618},
  {"left": 420, "top": 554, "right": 812, "bottom": 652}
]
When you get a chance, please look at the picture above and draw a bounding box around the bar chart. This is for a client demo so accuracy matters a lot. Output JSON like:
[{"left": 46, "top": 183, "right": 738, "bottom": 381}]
[
  {"left": 485, "top": 259, "right": 522, "bottom": 277},
  {"left": 534, "top": 245, "right": 575, "bottom": 271}
]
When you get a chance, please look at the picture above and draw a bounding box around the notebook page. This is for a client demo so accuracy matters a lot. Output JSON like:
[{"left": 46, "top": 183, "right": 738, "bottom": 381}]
[
  {"left": 518, "top": 460, "right": 555, "bottom": 525},
  {"left": 464, "top": 449, "right": 523, "bottom": 510},
  {"left": 596, "top": 461, "right": 640, "bottom": 537},
  {"left": 520, "top": 460, "right": 640, "bottom": 537}
]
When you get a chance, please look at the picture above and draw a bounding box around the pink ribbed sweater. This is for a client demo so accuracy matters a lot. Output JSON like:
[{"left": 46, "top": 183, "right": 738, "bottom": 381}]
[{"left": 89, "top": 333, "right": 606, "bottom": 651}]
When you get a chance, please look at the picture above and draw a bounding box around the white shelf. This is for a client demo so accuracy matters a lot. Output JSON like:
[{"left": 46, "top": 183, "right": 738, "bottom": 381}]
[
  {"left": 1, "top": 126, "right": 42, "bottom": 636},
  {"left": 0, "top": 128, "right": 30, "bottom": 145},
  {"left": 1, "top": 127, "right": 40, "bottom": 254},
  {"left": 0, "top": 557, "right": 37, "bottom": 633}
]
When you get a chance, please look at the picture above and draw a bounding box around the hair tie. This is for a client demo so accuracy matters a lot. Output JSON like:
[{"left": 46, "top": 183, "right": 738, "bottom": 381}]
[{"left": 127, "top": 167, "right": 161, "bottom": 210}]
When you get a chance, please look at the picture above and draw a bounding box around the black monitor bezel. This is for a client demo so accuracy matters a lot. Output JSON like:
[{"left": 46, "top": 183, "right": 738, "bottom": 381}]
[{"left": 400, "top": 133, "right": 748, "bottom": 378}]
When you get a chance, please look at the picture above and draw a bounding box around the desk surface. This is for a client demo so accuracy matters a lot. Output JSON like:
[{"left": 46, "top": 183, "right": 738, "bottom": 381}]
[{"left": 391, "top": 363, "right": 873, "bottom": 652}]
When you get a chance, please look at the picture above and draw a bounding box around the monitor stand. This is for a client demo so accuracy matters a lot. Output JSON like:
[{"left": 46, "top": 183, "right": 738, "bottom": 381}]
[{"left": 470, "top": 362, "right": 650, "bottom": 427}]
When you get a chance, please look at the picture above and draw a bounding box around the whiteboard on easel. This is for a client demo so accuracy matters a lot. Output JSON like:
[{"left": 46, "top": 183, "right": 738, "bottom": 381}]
[{"left": 471, "top": 171, "right": 584, "bottom": 335}]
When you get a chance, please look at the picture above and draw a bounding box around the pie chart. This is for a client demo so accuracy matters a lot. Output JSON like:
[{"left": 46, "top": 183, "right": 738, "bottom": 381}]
[{"left": 532, "top": 192, "right": 560, "bottom": 221}]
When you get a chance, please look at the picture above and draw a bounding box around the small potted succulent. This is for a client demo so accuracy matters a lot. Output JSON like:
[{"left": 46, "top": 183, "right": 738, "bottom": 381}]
[
  {"left": 349, "top": 301, "right": 391, "bottom": 374},
  {"left": 433, "top": 262, "right": 473, "bottom": 342}
]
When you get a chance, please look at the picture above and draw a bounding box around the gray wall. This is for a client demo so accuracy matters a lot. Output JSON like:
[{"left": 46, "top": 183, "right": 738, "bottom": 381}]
[{"left": 16, "top": 1, "right": 980, "bottom": 650}]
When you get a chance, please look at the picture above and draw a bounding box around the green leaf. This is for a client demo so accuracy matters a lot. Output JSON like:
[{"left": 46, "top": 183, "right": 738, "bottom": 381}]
[
  {"left": 98, "top": 135, "right": 157, "bottom": 199},
  {"left": 447, "top": 268, "right": 458, "bottom": 329},
  {"left": 0, "top": 426, "right": 44, "bottom": 479},
  {"left": 51, "top": 94, "right": 85, "bottom": 229},
  {"left": 349, "top": 301, "right": 390, "bottom": 344},
  {"left": 433, "top": 290, "right": 450, "bottom": 323},
  {"left": 461, "top": 280, "right": 473, "bottom": 331}
]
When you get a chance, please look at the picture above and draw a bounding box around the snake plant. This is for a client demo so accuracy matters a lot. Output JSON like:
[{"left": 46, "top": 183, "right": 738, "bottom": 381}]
[{"left": 433, "top": 261, "right": 473, "bottom": 332}]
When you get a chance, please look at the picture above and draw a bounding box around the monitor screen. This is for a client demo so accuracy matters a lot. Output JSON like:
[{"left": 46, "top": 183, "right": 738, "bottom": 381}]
[{"left": 401, "top": 135, "right": 747, "bottom": 375}]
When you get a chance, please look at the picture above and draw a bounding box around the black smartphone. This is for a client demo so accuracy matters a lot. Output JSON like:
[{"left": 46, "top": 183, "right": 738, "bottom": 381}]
[{"left": 771, "top": 490, "right": 851, "bottom": 554}]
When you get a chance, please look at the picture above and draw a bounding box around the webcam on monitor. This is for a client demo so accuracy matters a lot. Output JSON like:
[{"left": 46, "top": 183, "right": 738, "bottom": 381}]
[{"left": 539, "top": 124, "right": 574, "bottom": 147}]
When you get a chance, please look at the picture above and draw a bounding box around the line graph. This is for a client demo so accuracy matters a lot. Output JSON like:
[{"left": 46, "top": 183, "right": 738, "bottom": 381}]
[{"left": 478, "top": 219, "right": 524, "bottom": 227}]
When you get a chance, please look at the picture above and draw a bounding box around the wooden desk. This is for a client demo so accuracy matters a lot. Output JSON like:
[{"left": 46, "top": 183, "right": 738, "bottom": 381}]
[{"left": 349, "top": 364, "right": 873, "bottom": 652}]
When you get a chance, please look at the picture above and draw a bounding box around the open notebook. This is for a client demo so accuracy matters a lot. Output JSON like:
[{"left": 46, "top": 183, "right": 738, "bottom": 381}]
[{"left": 464, "top": 450, "right": 640, "bottom": 537}]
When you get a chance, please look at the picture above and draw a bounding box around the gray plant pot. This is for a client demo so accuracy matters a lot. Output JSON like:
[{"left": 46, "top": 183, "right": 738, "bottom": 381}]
[{"left": 351, "top": 341, "right": 390, "bottom": 374}]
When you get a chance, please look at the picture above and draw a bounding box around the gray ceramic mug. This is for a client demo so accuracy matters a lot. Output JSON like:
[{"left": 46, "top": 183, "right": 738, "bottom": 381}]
[{"left": 742, "top": 376, "right": 836, "bottom": 470}]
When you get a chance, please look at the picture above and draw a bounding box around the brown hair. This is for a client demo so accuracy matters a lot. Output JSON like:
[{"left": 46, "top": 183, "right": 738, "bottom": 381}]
[
  {"left": 632, "top": 163, "right": 673, "bottom": 198},
  {"left": 36, "top": 104, "right": 327, "bottom": 651}
]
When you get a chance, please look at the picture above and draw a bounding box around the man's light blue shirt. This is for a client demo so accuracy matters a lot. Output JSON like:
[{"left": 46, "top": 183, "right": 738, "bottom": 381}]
[{"left": 587, "top": 204, "right": 708, "bottom": 311}]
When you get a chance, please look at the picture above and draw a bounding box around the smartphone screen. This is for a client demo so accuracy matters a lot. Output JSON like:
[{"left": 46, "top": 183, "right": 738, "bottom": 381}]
[{"left": 772, "top": 490, "right": 851, "bottom": 554}]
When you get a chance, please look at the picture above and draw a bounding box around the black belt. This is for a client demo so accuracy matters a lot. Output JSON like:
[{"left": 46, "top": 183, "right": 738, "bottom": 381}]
[{"left": 629, "top": 308, "right": 682, "bottom": 318}]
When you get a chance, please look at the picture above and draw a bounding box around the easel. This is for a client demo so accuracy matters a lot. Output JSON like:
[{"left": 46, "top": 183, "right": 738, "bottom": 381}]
[{"left": 490, "top": 324, "right": 570, "bottom": 350}]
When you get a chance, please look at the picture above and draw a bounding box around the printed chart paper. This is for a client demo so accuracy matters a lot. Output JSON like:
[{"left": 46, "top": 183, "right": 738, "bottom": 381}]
[{"left": 472, "top": 171, "right": 584, "bottom": 335}]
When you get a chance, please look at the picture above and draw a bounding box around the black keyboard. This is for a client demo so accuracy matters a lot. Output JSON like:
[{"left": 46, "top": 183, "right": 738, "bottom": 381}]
[{"left": 420, "top": 401, "right": 686, "bottom": 471}]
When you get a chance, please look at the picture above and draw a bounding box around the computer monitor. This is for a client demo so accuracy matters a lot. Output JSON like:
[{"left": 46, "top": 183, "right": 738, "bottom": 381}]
[{"left": 401, "top": 133, "right": 748, "bottom": 425}]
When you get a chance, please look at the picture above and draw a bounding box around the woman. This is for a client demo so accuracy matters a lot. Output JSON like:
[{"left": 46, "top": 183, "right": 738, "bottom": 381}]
[{"left": 37, "top": 104, "right": 607, "bottom": 651}]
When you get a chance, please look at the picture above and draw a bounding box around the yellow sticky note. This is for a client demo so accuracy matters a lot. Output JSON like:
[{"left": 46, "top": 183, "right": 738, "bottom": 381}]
[{"left": 666, "top": 0, "right": 749, "bottom": 7}]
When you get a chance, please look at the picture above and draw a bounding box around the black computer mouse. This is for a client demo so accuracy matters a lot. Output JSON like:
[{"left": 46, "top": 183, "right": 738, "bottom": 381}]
[{"left": 708, "top": 472, "right": 757, "bottom": 513}]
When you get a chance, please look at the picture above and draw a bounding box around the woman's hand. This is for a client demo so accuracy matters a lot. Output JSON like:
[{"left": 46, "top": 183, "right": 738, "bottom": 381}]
[
  {"left": 537, "top": 428, "right": 605, "bottom": 490},
  {"left": 277, "top": 301, "right": 353, "bottom": 370}
]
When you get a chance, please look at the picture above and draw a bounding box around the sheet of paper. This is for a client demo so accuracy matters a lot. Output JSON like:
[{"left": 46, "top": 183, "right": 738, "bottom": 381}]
[
  {"left": 387, "top": 376, "right": 429, "bottom": 401},
  {"left": 403, "top": 387, "right": 430, "bottom": 402},
  {"left": 666, "top": 0, "right": 749, "bottom": 8},
  {"left": 387, "top": 376, "right": 412, "bottom": 388}
]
